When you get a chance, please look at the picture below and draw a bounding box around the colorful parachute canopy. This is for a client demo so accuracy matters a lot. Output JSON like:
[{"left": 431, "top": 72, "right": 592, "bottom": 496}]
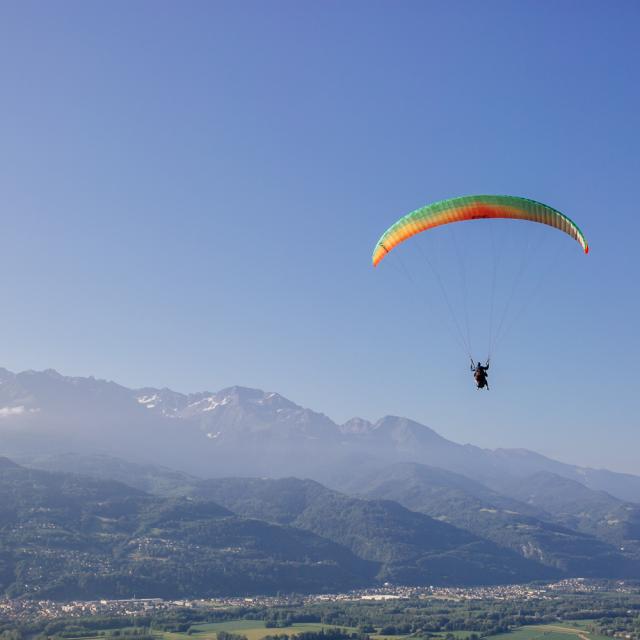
[{"left": 372, "top": 195, "right": 589, "bottom": 267}]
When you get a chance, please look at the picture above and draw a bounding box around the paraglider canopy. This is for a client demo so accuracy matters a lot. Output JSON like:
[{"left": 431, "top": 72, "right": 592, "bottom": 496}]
[{"left": 372, "top": 194, "right": 589, "bottom": 267}]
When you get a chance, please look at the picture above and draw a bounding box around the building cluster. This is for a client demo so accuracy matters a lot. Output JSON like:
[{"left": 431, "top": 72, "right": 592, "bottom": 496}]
[
  {"left": 308, "top": 579, "right": 636, "bottom": 603},
  {"left": 0, "top": 579, "right": 637, "bottom": 624},
  {"left": 546, "top": 578, "right": 633, "bottom": 593},
  {"left": 0, "top": 598, "right": 170, "bottom": 623}
]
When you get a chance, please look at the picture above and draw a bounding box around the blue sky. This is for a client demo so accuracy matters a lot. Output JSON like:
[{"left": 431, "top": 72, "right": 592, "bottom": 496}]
[{"left": 1, "top": 1, "right": 639, "bottom": 472}]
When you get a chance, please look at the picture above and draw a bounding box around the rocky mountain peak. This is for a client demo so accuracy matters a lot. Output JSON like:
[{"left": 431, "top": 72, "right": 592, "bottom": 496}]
[{"left": 340, "top": 417, "right": 374, "bottom": 434}]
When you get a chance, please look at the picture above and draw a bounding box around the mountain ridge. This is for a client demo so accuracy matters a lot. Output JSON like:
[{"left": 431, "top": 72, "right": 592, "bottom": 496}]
[{"left": 0, "top": 367, "right": 638, "bottom": 502}]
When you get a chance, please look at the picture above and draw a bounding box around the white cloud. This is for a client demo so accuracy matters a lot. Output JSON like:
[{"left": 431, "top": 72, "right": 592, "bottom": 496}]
[{"left": 0, "top": 405, "right": 38, "bottom": 418}]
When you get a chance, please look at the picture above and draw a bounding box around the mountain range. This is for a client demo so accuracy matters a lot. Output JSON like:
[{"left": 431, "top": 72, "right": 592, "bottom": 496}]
[
  {"left": 1, "top": 367, "right": 639, "bottom": 500},
  {"left": 1, "top": 367, "right": 639, "bottom": 598}
]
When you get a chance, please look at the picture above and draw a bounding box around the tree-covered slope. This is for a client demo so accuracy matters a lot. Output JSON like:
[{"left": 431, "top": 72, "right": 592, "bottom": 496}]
[
  {"left": 0, "top": 459, "right": 374, "bottom": 599},
  {"left": 194, "top": 477, "right": 558, "bottom": 584},
  {"left": 350, "top": 462, "right": 638, "bottom": 576},
  {"left": 497, "top": 471, "right": 640, "bottom": 556}
]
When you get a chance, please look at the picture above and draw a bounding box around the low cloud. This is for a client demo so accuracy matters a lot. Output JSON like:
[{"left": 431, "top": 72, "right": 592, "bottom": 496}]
[{"left": 0, "top": 406, "right": 28, "bottom": 418}]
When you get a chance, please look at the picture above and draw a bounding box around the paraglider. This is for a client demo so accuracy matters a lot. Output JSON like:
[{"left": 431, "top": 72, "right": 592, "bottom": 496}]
[
  {"left": 471, "top": 359, "right": 490, "bottom": 390},
  {"left": 372, "top": 195, "right": 589, "bottom": 390}
]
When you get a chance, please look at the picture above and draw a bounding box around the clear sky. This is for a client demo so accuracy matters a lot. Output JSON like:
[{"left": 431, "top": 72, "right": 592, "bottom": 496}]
[{"left": 1, "top": 1, "right": 638, "bottom": 473}]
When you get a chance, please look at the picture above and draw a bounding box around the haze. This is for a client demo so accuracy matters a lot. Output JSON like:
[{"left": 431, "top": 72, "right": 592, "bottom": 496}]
[{"left": 1, "top": 0, "right": 639, "bottom": 473}]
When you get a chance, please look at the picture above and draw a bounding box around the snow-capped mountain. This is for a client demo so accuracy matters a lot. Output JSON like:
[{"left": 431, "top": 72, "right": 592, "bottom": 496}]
[
  {"left": 134, "top": 385, "right": 338, "bottom": 442},
  {"left": 1, "top": 367, "right": 640, "bottom": 502}
]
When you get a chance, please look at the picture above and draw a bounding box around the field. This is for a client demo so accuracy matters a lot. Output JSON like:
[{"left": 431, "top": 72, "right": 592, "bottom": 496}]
[
  {"left": 65, "top": 619, "right": 612, "bottom": 640},
  {"left": 157, "top": 622, "right": 413, "bottom": 640},
  {"left": 162, "top": 622, "right": 347, "bottom": 640},
  {"left": 152, "top": 620, "right": 458, "bottom": 640},
  {"left": 172, "top": 621, "right": 609, "bottom": 640},
  {"left": 65, "top": 620, "right": 418, "bottom": 640},
  {"left": 487, "top": 623, "right": 610, "bottom": 640},
  {"left": 65, "top": 622, "right": 353, "bottom": 640}
]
